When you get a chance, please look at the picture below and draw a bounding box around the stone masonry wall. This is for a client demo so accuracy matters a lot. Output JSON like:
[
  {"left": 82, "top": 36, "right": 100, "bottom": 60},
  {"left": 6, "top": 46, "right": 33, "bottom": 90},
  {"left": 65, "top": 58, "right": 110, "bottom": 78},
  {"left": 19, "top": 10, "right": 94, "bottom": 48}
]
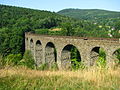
[{"left": 25, "top": 32, "right": 120, "bottom": 69}]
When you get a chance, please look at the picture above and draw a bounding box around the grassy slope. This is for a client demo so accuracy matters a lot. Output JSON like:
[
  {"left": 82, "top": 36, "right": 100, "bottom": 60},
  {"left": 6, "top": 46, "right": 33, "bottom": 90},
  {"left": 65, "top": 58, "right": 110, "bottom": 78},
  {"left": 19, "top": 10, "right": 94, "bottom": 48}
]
[{"left": 0, "top": 67, "right": 120, "bottom": 90}]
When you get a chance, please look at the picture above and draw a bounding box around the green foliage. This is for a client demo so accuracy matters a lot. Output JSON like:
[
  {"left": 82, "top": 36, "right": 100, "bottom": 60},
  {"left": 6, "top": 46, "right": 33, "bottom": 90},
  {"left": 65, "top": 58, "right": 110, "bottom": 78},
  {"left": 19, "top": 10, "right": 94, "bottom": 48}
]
[
  {"left": 111, "top": 30, "right": 120, "bottom": 38},
  {"left": 18, "top": 50, "right": 35, "bottom": 69},
  {"left": 61, "top": 22, "right": 75, "bottom": 36},
  {"left": 71, "top": 59, "right": 85, "bottom": 70},
  {"left": 70, "top": 46, "right": 86, "bottom": 70},
  {"left": 114, "top": 21, "right": 120, "bottom": 30},
  {"left": 35, "top": 29, "right": 49, "bottom": 34},
  {"left": 37, "top": 63, "right": 58, "bottom": 71},
  {"left": 4, "top": 54, "right": 22, "bottom": 66},
  {"left": 99, "top": 48, "right": 106, "bottom": 59},
  {"left": 96, "top": 57, "right": 106, "bottom": 68},
  {"left": 48, "top": 31, "right": 63, "bottom": 35},
  {"left": 0, "top": 54, "right": 4, "bottom": 68},
  {"left": 37, "top": 63, "right": 49, "bottom": 70},
  {"left": 96, "top": 49, "right": 106, "bottom": 68},
  {"left": 0, "top": 5, "right": 70, "bottom": 55},
  {"left": 116, "top": 49, "right": 120, "bottom": 61},
  {"left": 50, "top": 63, "right": 59, "bottom": 71},
  {"left": 114, "top": 49, "right": 120, "bottom": 65},
  {"left": 0, "top": 27, "right": 25, "bottom": 56}
]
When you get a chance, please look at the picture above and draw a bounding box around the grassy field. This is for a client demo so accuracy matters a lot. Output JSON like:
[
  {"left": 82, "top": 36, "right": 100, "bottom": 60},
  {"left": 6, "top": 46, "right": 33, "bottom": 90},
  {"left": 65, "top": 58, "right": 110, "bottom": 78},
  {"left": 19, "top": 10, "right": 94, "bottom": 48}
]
[{"left": 0, "top": 67, "right": 120, "bottom": 90}]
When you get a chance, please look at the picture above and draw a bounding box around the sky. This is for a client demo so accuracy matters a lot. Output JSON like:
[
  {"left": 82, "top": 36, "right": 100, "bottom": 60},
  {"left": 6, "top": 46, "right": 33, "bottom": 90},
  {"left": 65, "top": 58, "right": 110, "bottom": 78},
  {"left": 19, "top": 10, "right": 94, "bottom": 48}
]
[{"left": 0, "top": 0, "right": 120, "bottom": 12}]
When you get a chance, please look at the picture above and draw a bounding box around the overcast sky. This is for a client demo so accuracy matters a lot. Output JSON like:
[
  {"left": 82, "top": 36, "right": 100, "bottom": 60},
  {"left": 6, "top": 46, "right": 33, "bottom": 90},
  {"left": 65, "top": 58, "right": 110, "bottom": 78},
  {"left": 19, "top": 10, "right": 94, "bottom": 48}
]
[{"left": 0, "top": 0, "right": 120, "bottom": 12}]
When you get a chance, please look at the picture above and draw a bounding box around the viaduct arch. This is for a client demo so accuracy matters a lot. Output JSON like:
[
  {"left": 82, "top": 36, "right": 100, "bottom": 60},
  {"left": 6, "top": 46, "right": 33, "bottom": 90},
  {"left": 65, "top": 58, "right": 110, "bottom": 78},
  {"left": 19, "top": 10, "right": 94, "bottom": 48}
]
[{"left": 25, "top": 32, "right": 120, "bottom": 69}]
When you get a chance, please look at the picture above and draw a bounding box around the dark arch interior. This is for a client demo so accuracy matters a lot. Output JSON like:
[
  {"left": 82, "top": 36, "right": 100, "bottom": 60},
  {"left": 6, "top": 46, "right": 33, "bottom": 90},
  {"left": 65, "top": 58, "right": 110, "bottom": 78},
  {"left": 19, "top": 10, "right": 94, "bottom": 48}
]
[
  {"left": 35, "top": 40, "right": 43, "bottom": 67},
  {"left": 62, "top": 45, "right": 81, "bottom": 61},
  {"left": 30, "top": 39, "right": 34, "bottom": 49},
  {"left": 90, "top": 47, "right": 106, "bottom": 66},
  {"left": 113, "top": 48, "right": 120, "bottom": 66},
  {"left": 26, "top": 38, "right": 28, "bottom": 46},
  {"left": 26, "top": 38, "right": 28, "bottom": 41},
  {"left": 30, "top": 39, "right": 33, "bottom": 43},
  {"left": 46, "top": 42, "right": 54, "bottom": 48},
  {"left": 92, "top": 47, "right": 100, "bottom": 53},
  {"left": 45, "top": 42, "right": 57, "bottom": 65},
  {"left": 61, "top": 44, "right": 81, "bottom": 69},
  {"left": 36, "top": 40, "right": 41, "bottom": 45}
]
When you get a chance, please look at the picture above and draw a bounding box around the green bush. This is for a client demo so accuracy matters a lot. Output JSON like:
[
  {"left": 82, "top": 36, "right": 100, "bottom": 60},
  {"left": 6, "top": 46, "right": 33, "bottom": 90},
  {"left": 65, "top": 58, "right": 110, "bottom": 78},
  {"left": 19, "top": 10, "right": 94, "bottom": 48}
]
[
  {"left": 50, "top": 63, "right": 58, "bottom": 71},
  {"left": 4, "top": 54, "right": 22, "bottom": 66},
  {"left": 71, "top": 59, "right": 85, "bottom": 70},
  {"left": 18, "top": 50, "right": 35, "bottom": 69},
  {"left": 96, "top": 48, "right": 106, "bottom": 68},
  {"left": 0, "top": 54, "right": 4, "bottom": 68},
  {"left": 37, "top": 63, "right": 49, "bottom": 70},
  {"left": 96, "top": 57, "right": 106, "bottom": 68},
  {"left": 35, "top": 29, "right": 49, "bottom": 35}
]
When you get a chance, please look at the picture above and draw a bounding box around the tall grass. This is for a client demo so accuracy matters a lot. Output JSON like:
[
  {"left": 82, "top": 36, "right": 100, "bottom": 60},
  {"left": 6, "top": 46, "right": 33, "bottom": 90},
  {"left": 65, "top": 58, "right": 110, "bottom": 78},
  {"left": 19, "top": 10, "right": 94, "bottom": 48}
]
[
  {"left": 0, "top": 67, "right": 120, "bottom": 90},
  {"left": 0, "top": 49, "right": 119, "bottom": 89}
]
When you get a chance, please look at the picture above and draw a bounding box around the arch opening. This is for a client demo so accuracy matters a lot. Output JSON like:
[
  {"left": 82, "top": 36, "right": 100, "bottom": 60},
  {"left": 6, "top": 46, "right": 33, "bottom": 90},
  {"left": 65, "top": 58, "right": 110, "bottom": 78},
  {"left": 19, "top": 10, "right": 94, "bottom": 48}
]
[
  {"left": 26, "top": 38, "right": 28, "bottom": 42},
  {"left": 26, "top": 38, "right": 28, "bottom": 41},
  {"left": 30, "top": 39, "right": 33, "bottom": 48},
  {"left": 35, "top": 40, "right": 43, "bottom": 67},
  {"left": 61, "top": 44, "right": 81, "bottom": 70},
  {"left": 25, "top": 38, "right": 28, "bottom": 48},
  {"left": 90, "top": 47, "right": 106, "bottom": 67},
  {"left": 45, "top": 42, "right": 57, "bottom": 67},
  {"left": 30, "top": 39, "right": 34, "bottom": 54},
  {"left": 113, "top": 48, "right": 120, "bottom": 66}
]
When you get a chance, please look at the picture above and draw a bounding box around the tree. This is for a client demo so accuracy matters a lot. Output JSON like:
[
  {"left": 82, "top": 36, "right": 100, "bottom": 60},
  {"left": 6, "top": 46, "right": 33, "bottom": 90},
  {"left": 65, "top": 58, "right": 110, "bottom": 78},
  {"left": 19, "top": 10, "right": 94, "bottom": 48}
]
[{"left": 61, "top": 22, "right": 75, "bottom": 36}]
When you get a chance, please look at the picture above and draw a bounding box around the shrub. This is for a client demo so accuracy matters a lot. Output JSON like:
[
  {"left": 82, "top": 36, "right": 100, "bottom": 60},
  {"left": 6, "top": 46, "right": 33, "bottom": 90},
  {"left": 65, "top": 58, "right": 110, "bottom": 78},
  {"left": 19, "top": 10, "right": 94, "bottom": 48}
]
[
  {"left": 18, "top": 50, "right": 35, "bottom": 69},
  {"left": 71, "top": 59, "right": 85, "bottom": 70},
  {"left": 37, "top": 63, "right": 49, "bottom": 70},
  {"left": 115, "top": 49, "right": 120, "bottom": 64},
  {"left": 50, "top": 62, "right": 58, "bottom": 71},
  {"left": 0, "top": 54, "right": 4, "bottom": 68},
  {"left": 96, "top": 57, "right": 106, "bottom": 68},
  {"left": 4, "top": 54, "right": 22, "bottom": 66}
]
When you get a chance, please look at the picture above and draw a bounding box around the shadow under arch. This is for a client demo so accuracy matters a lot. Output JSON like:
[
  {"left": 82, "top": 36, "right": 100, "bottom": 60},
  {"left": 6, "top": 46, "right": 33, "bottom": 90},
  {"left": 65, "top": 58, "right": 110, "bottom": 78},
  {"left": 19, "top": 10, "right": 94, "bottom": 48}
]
[
  {"left": 25, "top": 37, "right": 28, "bottom": 48},
  {"left": 113, "top": 48, "right": 120, "bottom": 66},
  {"left": 30, "top": 39, "right": 34, "bottom": 53},
  {"left": 35, "top": 40, "right": 43, "bottom": 67},
  {"left": 45, "top": 42, "right": 57, "bottom": 66},
  {"left": 90, "top": 46, "right": 106, "bottom": 66},
  {"left": 26, "top": 37, "right": 28, "bottom": 43},
  {"left": 61, "top": 44, "right": 81, "bottom": 70}
]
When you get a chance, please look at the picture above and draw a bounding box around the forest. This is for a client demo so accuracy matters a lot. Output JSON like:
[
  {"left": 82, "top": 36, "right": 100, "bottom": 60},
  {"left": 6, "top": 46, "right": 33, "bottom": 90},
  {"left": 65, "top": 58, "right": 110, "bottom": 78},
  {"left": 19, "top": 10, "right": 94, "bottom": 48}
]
[{"left": 0, "top": 4, "right": 120, "bottom": 69}]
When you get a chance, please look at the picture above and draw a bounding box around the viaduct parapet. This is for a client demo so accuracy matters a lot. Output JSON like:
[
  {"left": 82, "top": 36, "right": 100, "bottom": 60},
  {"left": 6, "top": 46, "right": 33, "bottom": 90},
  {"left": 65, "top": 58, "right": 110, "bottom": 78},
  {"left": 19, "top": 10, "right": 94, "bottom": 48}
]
[{"left": 25, "top": 32, "right": 120, "bottom": 69}]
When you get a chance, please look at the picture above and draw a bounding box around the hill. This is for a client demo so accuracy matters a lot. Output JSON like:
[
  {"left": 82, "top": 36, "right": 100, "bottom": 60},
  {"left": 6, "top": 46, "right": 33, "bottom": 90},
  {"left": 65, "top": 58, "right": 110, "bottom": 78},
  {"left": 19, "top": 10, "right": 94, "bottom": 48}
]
[
  {"left": 58, "top": 8, "right": 120, "bottom": 32},
  {"left": 0, "top": 4, "right": 73, "bottom": 55},
  {"left": 58, "top": 8, "right": 120, "bottom": 20},
  {"left": 0, "top": 5, "right": 71, "bottom": 29}
]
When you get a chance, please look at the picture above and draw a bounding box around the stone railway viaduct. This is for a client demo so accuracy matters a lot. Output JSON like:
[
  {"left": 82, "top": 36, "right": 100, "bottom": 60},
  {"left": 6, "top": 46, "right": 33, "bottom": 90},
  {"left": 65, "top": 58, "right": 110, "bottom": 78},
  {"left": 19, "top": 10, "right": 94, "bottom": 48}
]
[{"left": 25, "top": 32, "right": 120, "bottom": 69}]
